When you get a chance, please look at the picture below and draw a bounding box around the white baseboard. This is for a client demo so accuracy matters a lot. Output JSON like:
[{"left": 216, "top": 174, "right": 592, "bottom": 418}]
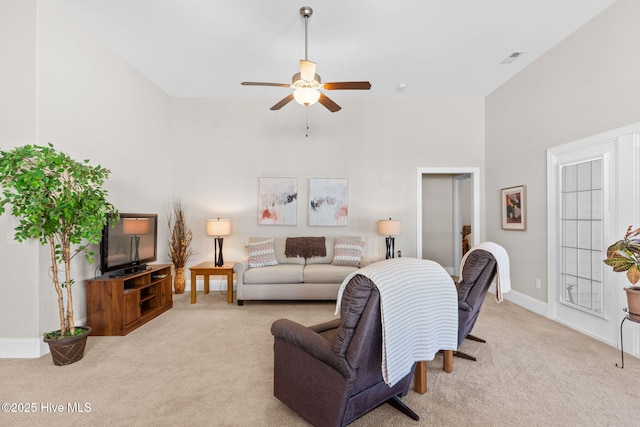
[
  {"left": 0, "top": 338, "right": 48, "bottom": 358},
  {"left": 491, "top": 284, "right": 549, "bottom": 317},
  {"left": 0, "top": 317, "right": 87, "bottom": 359}
]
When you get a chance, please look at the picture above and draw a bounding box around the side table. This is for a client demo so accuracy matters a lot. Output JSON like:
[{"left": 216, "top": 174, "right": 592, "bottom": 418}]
[
  {"left": 189, "top": 262, "right": 236, "bottom": 304},
  {"left": 616, "top": 307, "right": 640, "bottom": 368}
]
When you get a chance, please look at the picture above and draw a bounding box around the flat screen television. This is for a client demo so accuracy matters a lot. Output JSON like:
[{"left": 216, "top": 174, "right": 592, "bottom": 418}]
[{"left": 100, "top": 213, "right": 158, "bottom": 276}]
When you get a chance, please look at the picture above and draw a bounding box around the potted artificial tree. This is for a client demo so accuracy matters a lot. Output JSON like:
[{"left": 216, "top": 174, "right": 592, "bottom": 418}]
[
  {"left": 0, "top": 143, "right": 117, "bottom": 365},
  {"left": 167, "top": 199, "right": 193, "bottom": 294},
  {"left": 603, "top": 225, "right": 640, "bottom": 321}
]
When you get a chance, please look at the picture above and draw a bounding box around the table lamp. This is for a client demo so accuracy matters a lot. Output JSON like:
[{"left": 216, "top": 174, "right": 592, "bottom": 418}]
[
  {"left": 206, "top": 218, "right": 231, "bottom": 266},
  {"left": 377, "top": 218, "right": 401, "bottom": 259},
  {"left": 122, "top": 217, "right": 151, "bottom": 262}
]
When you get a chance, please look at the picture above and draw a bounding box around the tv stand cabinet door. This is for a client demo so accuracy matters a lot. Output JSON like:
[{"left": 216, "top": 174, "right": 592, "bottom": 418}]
[
  {"left": 124, "top": 291, "right": 141, "bottom": 325},
  {"left": 86, "top": 280, "right": 126, "bottom": 335},
  {"left": 160, "top": 277, "right": 172, "bottom": 306}
]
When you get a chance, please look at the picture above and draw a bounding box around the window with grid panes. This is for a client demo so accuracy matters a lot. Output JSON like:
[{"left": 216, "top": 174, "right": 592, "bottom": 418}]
[{"left": 560, "top": 159, "right": 603, "bottom": 314}]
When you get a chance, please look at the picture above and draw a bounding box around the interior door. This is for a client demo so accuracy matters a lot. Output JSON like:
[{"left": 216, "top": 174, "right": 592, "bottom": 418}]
[{"left": 548, "top": 141, "right": 618, "bottom": 344}]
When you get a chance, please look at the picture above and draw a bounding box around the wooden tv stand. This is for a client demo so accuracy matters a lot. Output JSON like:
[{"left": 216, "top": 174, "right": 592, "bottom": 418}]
[{"left": 86, "top": 264, "right": 173, "bottom": 336}]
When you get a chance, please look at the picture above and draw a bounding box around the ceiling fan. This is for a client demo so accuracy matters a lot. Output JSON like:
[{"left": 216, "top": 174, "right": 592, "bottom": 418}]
[{"left": 241, "top": 6, "right": 371, "bottom": 113}]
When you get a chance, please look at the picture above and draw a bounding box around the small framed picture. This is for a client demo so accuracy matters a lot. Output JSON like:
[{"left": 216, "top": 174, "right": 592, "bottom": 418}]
[{"left": 501, "top": 185, "right": 526, "bottom": 230}]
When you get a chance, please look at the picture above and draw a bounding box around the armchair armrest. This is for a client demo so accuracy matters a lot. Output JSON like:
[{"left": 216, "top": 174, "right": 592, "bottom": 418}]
[
  {"left": 271, "top": 318, "right": 353, "bottom": 379},
  {"left": 310, "top": 318, "right": 341, "bottom": 334}
]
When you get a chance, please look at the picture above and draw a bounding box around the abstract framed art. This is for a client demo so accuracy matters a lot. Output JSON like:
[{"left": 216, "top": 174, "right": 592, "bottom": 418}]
[
  {"left": 308, "top": 178, "right": 349, "bottom": 226},
  {"left": 258, "top": 177, "right": 298, "bottom": 225},
  {"left": 501, "top": 185, "right": 526, "bottom": 230}
]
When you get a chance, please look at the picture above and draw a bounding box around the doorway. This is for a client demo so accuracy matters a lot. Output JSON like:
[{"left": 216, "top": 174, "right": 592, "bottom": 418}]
[{"left": 416, "top": 167, "right": 480, "bottom": 275}]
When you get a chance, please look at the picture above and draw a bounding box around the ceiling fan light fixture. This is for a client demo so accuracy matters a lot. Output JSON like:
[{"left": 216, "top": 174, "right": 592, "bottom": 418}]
[
  {"left": 240, "top": 6, "right": 370, "bottom": 113},
  {"left": 291, "top": 72, "right": 322, "bottom": 89},
  {"left": 294, "top": 87, "right": 320, "bottom": 106}
]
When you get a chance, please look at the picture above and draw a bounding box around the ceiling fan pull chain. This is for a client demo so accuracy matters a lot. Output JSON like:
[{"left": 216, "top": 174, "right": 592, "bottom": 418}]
[{"left": 305, "top": 108, "right": 310, "bottom": 138}]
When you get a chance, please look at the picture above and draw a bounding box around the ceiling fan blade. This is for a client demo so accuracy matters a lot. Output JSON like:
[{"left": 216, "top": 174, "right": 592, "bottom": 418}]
[
  {"left": 323, "top": 81, "right": 372, "bottom": 90},
  {"left": 241, "top": 82, "right": 290, "bottom": 88},
  {"left": 318, "top": 93, "right": 341, "bottom": 112},
  {"left": 270, "top": 94, "right": 295, "bottom": 110},
  {"left": 300, "top": 60, "right": 316, "bottom": 81}
]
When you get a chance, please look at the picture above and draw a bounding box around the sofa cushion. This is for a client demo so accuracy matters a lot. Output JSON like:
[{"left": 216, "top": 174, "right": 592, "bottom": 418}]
[
  {"left": 332, "top": 239, "right": 365, "bottom": 267},
  {"left": 304, "top": 264, "right": 359, "bottom": 284},
  {"left": 306, "top": 237, "right": 364, "bottom": 265},
  {"left": 246, "top": 239, "right": 279, "bottom": 268},
  {"left": 243, "top": 264, "right": 304, "bottom": 284}
]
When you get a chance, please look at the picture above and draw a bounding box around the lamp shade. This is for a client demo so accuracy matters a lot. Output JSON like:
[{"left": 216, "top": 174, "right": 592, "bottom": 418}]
[
  {"left": 377, "top": 219, "right": 401, "bottom": 236},
  {"left": 122, "top": 218, "right": 150, "bottom": 235},
  {"left": 206, "top": 218, "right": 231, "bottom": 237}
]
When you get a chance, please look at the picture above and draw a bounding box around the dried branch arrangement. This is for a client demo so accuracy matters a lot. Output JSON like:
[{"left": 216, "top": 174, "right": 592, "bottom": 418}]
[{"left": 168, "top": 199, "right": 193, "bottom": 268}]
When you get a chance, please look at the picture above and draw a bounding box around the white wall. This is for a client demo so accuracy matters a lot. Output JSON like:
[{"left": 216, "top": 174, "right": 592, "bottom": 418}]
[
  {"left": 0, "top": 0, "right": 40, "bottom": 353},
  {"left": 485, "top": 0, "right": 640, "bottom": 307},
  {"left": 170, "top": 97, "right": 485, "bottom": 267},
  {"left": 0, "top": 0, "right": 171, "bottom": 357}
]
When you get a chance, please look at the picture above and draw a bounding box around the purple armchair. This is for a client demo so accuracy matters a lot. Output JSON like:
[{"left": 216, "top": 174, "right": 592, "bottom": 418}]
[
  {"left": 455, "top": 249, "right": 498, "bottom": 360},
  {"left": 270, "top": 274, "right": 418, "bottom": 426}
]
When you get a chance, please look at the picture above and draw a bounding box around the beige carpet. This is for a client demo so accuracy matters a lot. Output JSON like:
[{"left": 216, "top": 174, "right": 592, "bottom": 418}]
[{"left": 1, "top": 289, "right": 638, "bottom": 427}]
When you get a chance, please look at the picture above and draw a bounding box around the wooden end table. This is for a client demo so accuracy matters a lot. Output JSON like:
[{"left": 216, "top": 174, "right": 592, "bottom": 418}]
[{"left": 189, "top": 262, "right": 236, "bottom": 304}]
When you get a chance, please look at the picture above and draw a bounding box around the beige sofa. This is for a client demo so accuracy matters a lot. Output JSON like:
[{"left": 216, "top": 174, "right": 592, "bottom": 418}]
[{"left": 233, "top": 236, "right": 369, "bottom": 305}]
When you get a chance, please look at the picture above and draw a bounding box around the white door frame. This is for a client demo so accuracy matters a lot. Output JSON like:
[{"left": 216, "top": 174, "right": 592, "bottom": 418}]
[
  {"left": 453, "top": 173, "right": 471, "bottom": 275},
  {"left": 416, "top": 167, "right": 480, "bottom": 262},
  {"left": 547, "top": 123, "right": 640, "bottom": 350}
]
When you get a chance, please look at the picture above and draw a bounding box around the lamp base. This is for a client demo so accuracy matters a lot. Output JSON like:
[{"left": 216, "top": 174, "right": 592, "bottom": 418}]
[
  {"left": 215, "top": 237, "right": 224, "bottom": 267},
  {"left": 385, "top": 236, "right": 395, "bottom": 260}
]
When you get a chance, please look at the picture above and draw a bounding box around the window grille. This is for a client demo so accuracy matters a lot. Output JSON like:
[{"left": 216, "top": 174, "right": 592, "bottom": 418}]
[{"left": 560, "top": 159, "right": 603, "bottom": 314}]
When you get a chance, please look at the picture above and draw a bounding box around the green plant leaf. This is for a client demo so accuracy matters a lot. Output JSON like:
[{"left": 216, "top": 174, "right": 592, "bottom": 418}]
[{"left": 603, "top": 256, "right": 635, "bottom": 272}]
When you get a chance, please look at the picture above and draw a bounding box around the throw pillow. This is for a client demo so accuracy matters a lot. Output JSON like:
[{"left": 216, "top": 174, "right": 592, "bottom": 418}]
[
  {"left": 246, "top": 239, "right": 279, "bottom": 268},
  {"left": 332, "top": 239, "right": 365, "bottom": 267}
]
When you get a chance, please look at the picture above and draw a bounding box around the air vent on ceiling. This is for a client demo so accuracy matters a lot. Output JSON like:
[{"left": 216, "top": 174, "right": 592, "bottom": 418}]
[{"left": 500, "top": 51, "right": 524, "bottom": 64}]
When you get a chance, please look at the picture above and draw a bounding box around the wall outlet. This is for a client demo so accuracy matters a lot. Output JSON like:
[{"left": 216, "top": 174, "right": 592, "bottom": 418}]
[{"left": 535, "top": 279, "right": 541, "bottom": 289}]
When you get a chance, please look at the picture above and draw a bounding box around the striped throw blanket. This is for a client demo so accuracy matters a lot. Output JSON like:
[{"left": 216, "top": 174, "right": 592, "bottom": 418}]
[{"left": 335, "top": 258, "right": 458, "bottom": 387}]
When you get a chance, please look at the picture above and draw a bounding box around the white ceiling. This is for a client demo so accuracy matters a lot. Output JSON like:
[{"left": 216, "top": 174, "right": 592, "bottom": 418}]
[{"left": 55, "top": 0, "right": 616, "bottom": 99}]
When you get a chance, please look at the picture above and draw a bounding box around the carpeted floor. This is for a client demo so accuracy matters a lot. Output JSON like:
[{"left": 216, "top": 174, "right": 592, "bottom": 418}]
[{"left": 1, "top": 289, "right": 638, "bottom": 426}]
